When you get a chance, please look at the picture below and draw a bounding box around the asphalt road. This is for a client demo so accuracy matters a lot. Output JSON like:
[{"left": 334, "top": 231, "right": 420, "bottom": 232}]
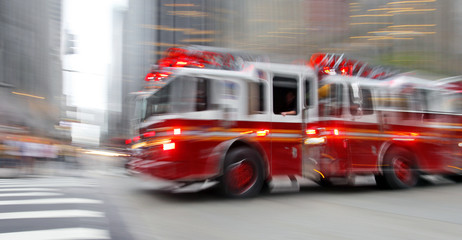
[
  {"left": 2, "top": 156, "right": 461, "bottom": 240},
  {"left": 98, "top": 173, "right": 462, "bottom": 240}
]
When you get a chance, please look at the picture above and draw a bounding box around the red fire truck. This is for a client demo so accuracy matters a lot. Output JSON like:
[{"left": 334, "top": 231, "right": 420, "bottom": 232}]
[{"left": 127, "top": 48, "right": 462, "bottom": 198}]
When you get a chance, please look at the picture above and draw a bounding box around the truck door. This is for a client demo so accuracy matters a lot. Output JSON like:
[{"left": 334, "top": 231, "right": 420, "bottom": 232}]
[
  {"left": 345, "top": 83, "right": 381, "bottom": 173},
  {"left": 301, "top": 75, "right": 323, "bottom": 180},
  {"left": 270, "top": 75, "right": 302, "bottom": 176}
]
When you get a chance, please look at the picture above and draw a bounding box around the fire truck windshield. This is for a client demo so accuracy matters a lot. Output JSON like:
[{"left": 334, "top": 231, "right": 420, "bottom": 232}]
[{"left": 143, "top": 75, "right": 210, "bottom": 120}]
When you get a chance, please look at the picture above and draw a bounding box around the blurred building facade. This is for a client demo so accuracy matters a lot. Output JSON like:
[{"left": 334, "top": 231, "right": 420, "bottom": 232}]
[
  {"left": 0, "top": 0, "right": 64, "bottom": 139},
  {"left": 120, "top": 0, "right": 222, "bottom": 137},
  {"left": 119, "top": 0, "right": 462, "bottom": 137}
]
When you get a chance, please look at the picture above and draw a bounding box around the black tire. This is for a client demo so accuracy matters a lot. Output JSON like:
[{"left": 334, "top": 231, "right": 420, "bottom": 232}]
[
  {"left": 374, "top": 174, "right": 389, "bottom": 189},
  {"left": 221, "top": 147, "right": 264, "bottom": 198},
  {"left": 315, "top": 177, "right": 333, "bottom": 187},
  {"left": 382, "top": 147, "right": 419, "bottom": 189},
  {"left": 444, "top": 174, "right": 462, "bottom": 183}
]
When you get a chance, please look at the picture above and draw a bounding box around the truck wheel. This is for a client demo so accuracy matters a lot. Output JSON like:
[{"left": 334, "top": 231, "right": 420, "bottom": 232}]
[
  {"left": 382, "top": 147, "right": 419, "bottom": 189},
  {"left": 221, "top": 147, "right": 263, "bottom": 198},
  {"left": 444, "top": 174, "right": 462, "bottom": 183},
  {"left": 374, "top": 174, "right": 389, "bottom": 189},
  {"left": 315, "top": 177, "right": 332, "bottom": 187}
]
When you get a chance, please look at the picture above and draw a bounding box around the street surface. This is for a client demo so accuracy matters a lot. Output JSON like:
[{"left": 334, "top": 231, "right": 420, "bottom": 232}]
[
  {"left": 105, "top": 175, "right": 462, "bottom": 240},
  {"left": 1, "top": 156, "right": 462, "bottom": 240}
]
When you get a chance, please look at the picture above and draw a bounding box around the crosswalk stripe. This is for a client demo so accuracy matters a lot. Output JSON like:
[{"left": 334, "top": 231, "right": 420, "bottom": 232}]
[
  {"left": 0, "top": 188, "right": 57, "bottom": 192},
  {"left": 0, "top": 184, "right": 95, "bottom": 188},
  {"left": 0, "top": 198, "right": 102, "bottom": 206},
  {"left": 0, "top": 210, "right": 105, "bottom": 220},
  {"left": 0, "top": 192, "right": 62, "bottom": 197},
  {"left": 0, "top": 228, "right": 110, "bottom": 240}
]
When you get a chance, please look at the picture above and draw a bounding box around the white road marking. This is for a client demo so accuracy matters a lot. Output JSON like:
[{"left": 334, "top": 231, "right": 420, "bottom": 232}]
[
  {"left": 0, "top": 210, "right": 105, "bottom": 220},
  {"left": 0, "top": 188, "right": 57, "bottom": 192},
  {"left": 0, "top": 192, "right": 62, "bottom": 197},
  {"left": 0, "top": 198, "right": 102, "bottom": 206},
  {"left": 0, "top": 184, "right": 95, "bottom": 188},
  {"left": 0, "top": 228, "right": 110, "bottom": 240}
]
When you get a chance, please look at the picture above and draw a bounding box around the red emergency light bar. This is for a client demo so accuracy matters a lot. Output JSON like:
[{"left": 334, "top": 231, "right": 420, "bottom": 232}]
[
  {"left": 157, "top": 47, "right": 241, "bottom": 70},
  {"left": 145, "top": 47, "right": 244, "bottom": 82},
  {"left": 144, "top": 71, "right": 172, "bottom": 82},
  {"left": 309, "top": 53, "right": 398, "bottom": 80},
  {"left": 145, "top": 46, "right": 263, "bottom": 82}
]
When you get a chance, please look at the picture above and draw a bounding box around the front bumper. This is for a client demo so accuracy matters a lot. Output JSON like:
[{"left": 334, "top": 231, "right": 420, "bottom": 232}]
[{"left": 130, "top": 169, "right": 219, "bottom": 193}]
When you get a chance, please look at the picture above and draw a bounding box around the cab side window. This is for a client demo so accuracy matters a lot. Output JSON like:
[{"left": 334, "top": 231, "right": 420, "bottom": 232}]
[{"left": 273, "top": 76, "right": 298, "bottom": 115}]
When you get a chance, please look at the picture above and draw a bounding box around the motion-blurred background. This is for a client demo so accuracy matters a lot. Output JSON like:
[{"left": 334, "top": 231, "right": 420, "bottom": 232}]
[{"left": 0, "top": 0, "right": 459, "bottom": 161}]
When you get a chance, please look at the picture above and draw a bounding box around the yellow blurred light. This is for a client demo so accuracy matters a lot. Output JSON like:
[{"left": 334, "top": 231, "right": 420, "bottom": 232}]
[
  {"left": 181, "top": 38, "right": 214, "bottom": 43},
  {"left": 131, "top": 142, "right": 147, "bottom": 149},
  {"left": 168, "top": 11, "right": 208, "bottom": 17},
  {"left": 368, "top": 8, "right": 413, "bottom": 11},
  {"left": 240, "top": 131, "right": 254, "bottom": 135},
  {"left": 388, "top": 24, "right": 436, "bottom": 28},
  {"left": 313, "top": 169, "right": 325, "bottom": 179},
  {"left": 185, "top": 30, "right": 216, "bottom": 35},
  {"left": 256, "top": 130, "right": 269, "bottom": 137},
  {"left": 257, "top": 35, "right": 296, "bottom": 39},
  {"left": 387, "top": 0, "right": 436, "bottom": 4},
  {"left": 350, "top": 22, "right": 394, "bottom": 25},
  {"left": 84, "top": 150, "right": 129, "bottom": 157},
  {"left": 147, "top": 42, "right": 184, "bottom": 47},
  {"left": 164, "top": 3, "right": 195, "bottom": 7},
  {"left": 350, "top": 36, "right": 376, "bottom": 39},
  {"left": 350, "top": 14, "right": 394, "bottom": 17},
  {"left": 448, "top": 165, "right": 462, "bottom": 171},
  {"left": 388, "top": 8, "right": 436, "bottom": 13},
  {"left": 368, "top": 37, "right": 414, "bottom": 40},
  {"left": 368, "top": 30, "right": 436, "bottom": 35},
  {"left": 267, "top": 32, "right": 307, "bottom": 35},
  {"left": 11, "top": 92, "right": 45, "bottom": 99}
]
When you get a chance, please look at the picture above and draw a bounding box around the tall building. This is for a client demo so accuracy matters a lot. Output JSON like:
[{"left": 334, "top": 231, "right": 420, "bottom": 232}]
[
  {"left": 121, "top": 0, "right": 222, "bottom": 136},
  {"left": 0, "top": 0, "right": 63, "bottom": 138}
]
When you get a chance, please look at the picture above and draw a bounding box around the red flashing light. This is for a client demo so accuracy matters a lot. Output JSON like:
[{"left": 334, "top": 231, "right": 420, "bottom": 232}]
[
  {"left": 143, "top": 131, "right": 156, "bottom": 138},
  {"left": 145, "top": 72, "right": 156, "bottom": 82},
  {"left": 133, "top": 136, "right": 141, "bottom": 142},
  {"left": 125, "top": 139, "right": 132, "bottom": 145},
  {"left": 306, "top": 129, "right": 317, "bottom": 135},
  {"left": 333, "top": 129, "right": 339, "bottom": 136},
  {"left": 173, "top": 128, "right": 182, "bottom": 135},
  {"left": 163, "top": 142, "right": 175, "bottom": 150},
  {"left": 256, "top": 130, "right": 269, "bottom": 137},
  {"left": 309, "top": 53, "right": 395, "bottom": 80},
  {"left": 145, "top": 71, "right": 172, "bottom": 82}
]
